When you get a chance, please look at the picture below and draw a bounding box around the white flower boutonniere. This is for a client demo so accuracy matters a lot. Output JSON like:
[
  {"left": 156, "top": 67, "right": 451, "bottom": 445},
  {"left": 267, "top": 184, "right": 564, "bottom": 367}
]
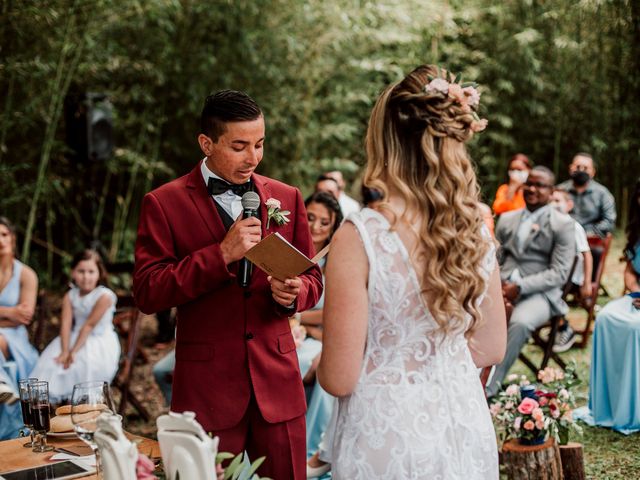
[{"left": 265, "top": 197, "right": 290, "bottom": 229}]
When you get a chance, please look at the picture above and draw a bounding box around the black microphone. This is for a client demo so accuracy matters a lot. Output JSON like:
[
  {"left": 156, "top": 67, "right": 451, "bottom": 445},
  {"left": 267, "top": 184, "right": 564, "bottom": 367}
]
[{"left": 238, "top": 191, "right": 261, "bottom": 288}]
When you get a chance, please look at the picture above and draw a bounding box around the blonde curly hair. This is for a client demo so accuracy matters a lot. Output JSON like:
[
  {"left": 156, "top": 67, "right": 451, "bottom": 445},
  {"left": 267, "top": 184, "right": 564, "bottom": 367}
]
[{"left": 364, "top": 64, "right": 490, "bottom": 335}]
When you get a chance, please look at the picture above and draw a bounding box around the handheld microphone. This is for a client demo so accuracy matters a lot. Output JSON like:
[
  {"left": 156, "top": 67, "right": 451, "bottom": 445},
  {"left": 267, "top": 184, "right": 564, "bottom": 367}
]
[{"left": 238, "top": 191, "right": 261, "bottom": 288}]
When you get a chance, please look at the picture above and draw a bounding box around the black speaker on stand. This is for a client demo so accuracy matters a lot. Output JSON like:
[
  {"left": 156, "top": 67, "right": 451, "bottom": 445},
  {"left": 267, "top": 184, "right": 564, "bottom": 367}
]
[
  {"left": 64, "top": 92, "right": 115, "bottom": 246},
  {"left": 65, "top": 92, "right": 114, "bottom": 163}
]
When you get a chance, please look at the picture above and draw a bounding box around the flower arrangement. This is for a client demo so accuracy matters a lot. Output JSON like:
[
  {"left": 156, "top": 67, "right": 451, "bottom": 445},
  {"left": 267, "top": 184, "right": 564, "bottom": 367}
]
[
  {"left": 490, "top": 365, "right": 582, "bottom": 446},
  {"left": 149, "top": 451, "right": 269, "bottom": 480},
  {"left": 265, "top": 198, "right": 290, "bottom": 229},
  {"left": 424, "top": 67, "right": 488, "bottom": 132}
]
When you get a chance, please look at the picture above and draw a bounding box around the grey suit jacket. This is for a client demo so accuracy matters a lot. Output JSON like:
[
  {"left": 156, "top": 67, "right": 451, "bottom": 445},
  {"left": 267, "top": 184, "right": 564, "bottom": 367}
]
[{"left": 495, "top": 206, "right": 576, "bottom": 315}]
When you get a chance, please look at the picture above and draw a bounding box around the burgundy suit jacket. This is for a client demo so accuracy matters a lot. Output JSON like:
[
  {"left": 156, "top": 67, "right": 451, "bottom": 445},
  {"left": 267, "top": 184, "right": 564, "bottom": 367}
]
[{"left": 133, "top": 165, "right": 323, "bottom": 431}]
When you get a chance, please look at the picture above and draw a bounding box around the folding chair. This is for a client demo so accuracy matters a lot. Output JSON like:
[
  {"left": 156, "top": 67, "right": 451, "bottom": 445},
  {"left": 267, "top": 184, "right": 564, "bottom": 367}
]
[
  {"left": 111, "top": 295, "right": 151, "bottom": 422},
  {"left": 574, "top": 233, "right": 613, "bottom": 348},
  {"left": 517, "top": 257, "right": 578, "bottom": 376}
]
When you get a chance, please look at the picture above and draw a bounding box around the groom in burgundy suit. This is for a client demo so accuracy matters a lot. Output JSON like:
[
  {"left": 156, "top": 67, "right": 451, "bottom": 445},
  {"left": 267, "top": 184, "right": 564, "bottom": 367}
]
[{"left": 133, "top": 90, "right": 323, "bottom": 479}]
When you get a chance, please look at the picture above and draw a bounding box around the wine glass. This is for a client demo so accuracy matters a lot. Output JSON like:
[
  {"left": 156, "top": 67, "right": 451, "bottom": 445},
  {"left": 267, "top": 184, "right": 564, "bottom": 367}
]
[
  {"left": 29, "top": 381, "right": 54, "bottom": 452},
  {"left": 71, "top": 381, "right": 116, "bottom": 478},
  {"left": 18, "top": 377, "right": 38, "bottom": 447}
]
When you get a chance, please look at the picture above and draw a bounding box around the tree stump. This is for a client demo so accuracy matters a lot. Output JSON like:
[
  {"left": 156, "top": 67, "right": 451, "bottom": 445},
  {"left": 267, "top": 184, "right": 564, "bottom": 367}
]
[
  {"left": 502, "top": 438, "right": 564, "bottom": 480},
  {"left": 559, "top": 442, "right": 585, "bottom": 480}
]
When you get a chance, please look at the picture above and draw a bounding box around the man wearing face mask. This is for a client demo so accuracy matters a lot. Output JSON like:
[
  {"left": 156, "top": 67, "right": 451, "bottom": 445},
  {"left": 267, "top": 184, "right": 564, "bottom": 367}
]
[{"left": 556, "top": 153, "right": 616, "bottom": 237}]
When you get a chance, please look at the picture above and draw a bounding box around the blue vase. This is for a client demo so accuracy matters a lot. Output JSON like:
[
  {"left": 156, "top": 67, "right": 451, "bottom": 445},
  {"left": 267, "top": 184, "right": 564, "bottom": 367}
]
[{"left": 519, "top": 433, "right": 546, "bottom": 446}]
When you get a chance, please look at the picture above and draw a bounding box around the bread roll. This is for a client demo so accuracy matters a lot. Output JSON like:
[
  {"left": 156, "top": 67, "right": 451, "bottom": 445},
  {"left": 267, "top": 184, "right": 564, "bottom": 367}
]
[
  {"left": 55, "top": 403, "right": 109, "bottom": 416},
  {"left": 49, "top": 409, "right": 107, "bottom": 432}
]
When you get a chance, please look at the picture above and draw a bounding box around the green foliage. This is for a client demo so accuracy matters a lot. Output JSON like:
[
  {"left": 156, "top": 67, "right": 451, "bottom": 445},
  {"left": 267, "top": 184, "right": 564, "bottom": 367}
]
[{"left": 1, "top": 0, "right": 638, "bottom": 286}]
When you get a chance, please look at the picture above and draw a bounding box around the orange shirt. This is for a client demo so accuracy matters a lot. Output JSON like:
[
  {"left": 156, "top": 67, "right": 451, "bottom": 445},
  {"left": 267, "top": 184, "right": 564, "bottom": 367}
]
[{"left": 492, "top": 184, "right": 526, "bottom": 215}]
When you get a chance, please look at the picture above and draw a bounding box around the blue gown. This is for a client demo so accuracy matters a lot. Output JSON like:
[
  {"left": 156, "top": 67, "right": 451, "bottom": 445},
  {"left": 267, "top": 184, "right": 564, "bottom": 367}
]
[
  {"left": 575, "top": 244, "right": 640, "bottom": 434},
  {"left": 295, "top": 259, "right": 335, "bottom": 457},
  {"left": 0, "top": 260, "right": 38, "bottom": 439}
]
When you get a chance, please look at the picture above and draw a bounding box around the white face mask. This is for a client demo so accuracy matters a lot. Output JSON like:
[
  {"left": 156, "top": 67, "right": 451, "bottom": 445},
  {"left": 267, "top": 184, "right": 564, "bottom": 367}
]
[{"left": 508, "top": 170, "right": 529, "bottom": 184}]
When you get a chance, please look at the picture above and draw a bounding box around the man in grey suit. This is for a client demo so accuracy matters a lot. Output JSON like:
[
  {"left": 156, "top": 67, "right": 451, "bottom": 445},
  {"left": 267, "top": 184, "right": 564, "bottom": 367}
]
[{"left": 486, "top": 166, "right": 576, "bottom": 397}]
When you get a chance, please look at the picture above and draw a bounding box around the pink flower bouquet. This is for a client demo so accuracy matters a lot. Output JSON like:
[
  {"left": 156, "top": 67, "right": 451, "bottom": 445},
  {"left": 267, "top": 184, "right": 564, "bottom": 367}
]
[{"left": 489, "top": 365, "right": 581, "bottom": 445}]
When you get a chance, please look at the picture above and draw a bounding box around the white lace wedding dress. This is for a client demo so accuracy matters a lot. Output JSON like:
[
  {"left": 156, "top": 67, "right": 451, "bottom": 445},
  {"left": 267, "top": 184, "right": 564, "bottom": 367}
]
[{"left": 331, "top": 209, "right": 499, "bottom": 479}]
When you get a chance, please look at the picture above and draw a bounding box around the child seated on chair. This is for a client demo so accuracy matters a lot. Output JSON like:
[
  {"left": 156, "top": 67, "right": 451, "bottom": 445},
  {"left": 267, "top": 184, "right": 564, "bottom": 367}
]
[
  {"left": 30, "top": 249, "right": 120, "bottom": 402},
  {"left": 550, "top": 189, "right": 593, "bottom": 351}
]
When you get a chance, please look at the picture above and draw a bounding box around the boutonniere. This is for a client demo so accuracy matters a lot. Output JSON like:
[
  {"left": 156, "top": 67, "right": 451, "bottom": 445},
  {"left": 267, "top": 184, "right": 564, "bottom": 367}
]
[
  {"left": 265, "top": 197, "right": 290, "bottom": 229},
  {"left": 530, "top": 223, "right": 540, "bottom": 233}
]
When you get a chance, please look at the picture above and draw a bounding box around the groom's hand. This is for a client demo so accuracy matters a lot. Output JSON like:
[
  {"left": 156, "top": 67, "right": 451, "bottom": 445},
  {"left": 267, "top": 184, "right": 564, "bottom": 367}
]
[
  {"left": 268, "top": 276, "right": 301, "bottom": 307},
  {"left": 220, "top": 217, "right": 262, "bottom": 265}
]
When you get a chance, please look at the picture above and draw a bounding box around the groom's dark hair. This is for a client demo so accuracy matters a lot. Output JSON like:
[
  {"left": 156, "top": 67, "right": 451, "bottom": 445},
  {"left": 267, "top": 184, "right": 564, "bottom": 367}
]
[{"left": 201, "top": 90, "right": 262, "bottom": 142}]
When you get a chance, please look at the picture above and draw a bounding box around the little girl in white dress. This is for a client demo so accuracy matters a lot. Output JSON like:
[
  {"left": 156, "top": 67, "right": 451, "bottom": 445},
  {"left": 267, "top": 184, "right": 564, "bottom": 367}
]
[{"left": 31, "top": 250, "right": 120, "bottom": 402}]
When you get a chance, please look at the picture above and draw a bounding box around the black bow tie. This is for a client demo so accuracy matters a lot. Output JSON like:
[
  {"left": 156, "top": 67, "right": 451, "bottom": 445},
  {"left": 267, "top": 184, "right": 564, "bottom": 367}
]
[{"left": 207, "top": 177, "right": 253, "bottom": 196}]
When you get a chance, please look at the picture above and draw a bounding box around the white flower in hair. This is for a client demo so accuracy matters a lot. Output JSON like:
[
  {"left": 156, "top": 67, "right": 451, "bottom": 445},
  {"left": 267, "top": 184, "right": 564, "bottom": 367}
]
[{"left": 425, "top": 77, "right": 449, "bottom": 95}]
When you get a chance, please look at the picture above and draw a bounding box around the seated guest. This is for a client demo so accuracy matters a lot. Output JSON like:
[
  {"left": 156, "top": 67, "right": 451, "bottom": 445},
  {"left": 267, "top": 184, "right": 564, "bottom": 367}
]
[
  {"left": 574, "top": 178, "right": 640, "bottom": 433},
  {"left": 296, "top": 193, "right": 342, "bottom": 440},
  {"left": 492, "top": 153, "right": 532, "bottom": 215},
  {"left": 0, "top": 217, "right": 39, "bottom": 380},
  {"left": 486, "top": 167, "right": 575, "bottom": 397},
  {"left": 0, "top": 216, "right": 38, "bottom": 439},
  {"left": 31, "top": 249, "right": 120, "bottom": 402},
  {"left": 324, "top": 170, "right": 361, "bottom": 218},
  {"left": 314, "top": 174, "right": 340, "bottom": 200},
  {"left": 290, "top": 192, "right": 341, "bottom": 474},
  {"left": 550, "top": 189, "right": 593, "bottom": 351},
  {"left": 556, "top": 152, "right": 616, "bottom": 237}
]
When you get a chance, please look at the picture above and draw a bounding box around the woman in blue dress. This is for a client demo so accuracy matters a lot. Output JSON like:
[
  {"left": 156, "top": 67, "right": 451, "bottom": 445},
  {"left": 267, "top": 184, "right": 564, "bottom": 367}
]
[
  {"left": 291, "top": 192, "right": 342, "bottom": 468},
  {"left": 577, "top": 178, "right": 640, "bottom": 434},
  {"left": 0, "top": 216, "right": 39, "bottom": 439}
]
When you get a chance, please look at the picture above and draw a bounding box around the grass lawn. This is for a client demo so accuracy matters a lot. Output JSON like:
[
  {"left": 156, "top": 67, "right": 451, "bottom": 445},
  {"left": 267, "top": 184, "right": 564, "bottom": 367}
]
[{"left": 504, "top": 232, "right": 640, "bottom": 479}]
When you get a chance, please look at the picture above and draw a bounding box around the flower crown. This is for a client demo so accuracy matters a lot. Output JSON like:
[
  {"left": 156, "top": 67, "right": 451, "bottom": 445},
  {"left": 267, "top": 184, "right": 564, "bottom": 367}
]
[{"left": 424, "top": 68, "right": 488, "bottom": 133}]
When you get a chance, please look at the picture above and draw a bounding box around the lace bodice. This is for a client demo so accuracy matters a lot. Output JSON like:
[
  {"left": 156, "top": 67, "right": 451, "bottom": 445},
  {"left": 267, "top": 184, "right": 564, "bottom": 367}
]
[{"left": 331, "top": 209, "right": 499, "bottom": 479}]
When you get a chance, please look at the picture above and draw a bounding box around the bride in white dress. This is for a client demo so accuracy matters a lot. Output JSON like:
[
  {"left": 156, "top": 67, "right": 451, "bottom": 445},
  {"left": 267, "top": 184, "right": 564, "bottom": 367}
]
[{"left": 317, "top": 65, "right": 507, "bottom": 479}]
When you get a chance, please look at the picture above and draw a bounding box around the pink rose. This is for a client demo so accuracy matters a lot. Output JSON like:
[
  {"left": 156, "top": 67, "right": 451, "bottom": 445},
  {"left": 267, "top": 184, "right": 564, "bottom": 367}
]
[
  {"left": 551, "top": 408, "right": 561, "bottom": 419},
  {"left": 539, "top": 397, "right": 548, "bottom": 407},
  {"left": 136, "top": 454, "right": 157, "bottom": 480},
  {"left": 470, "top": 119, "right": 488, "bottom": 132},
  {"left": 524, "top": 420, "right": 535, "bottom": 431},
  {"left": 532, "top": 408, "right": 544, "bottom": 422},
  {"left": 505, "top": 384, "right": 519, "bottom": 396},
  {"left": 463, "top": 86, "right": 481, "bottom": 108},
  {"left": 490, "top": 402, "right": 502, "bottom": 417},
  {"left": 535, "top": 419, "right": 545, "bottom": 430},
  {"left": 448, "top": 83, "right": 465, "bottom": 104},
  {"left": 517, "top": 397, "right": 539, "bottom": 415}
]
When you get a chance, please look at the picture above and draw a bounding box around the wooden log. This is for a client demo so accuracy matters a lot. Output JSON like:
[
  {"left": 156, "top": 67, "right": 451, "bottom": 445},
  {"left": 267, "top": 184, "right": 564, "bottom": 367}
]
[
  {"left": 502, "top": 438, "right": 564, "bottom": 480},
  {"left": 559, "top": 442, "right": 585, "bottom": 480}
]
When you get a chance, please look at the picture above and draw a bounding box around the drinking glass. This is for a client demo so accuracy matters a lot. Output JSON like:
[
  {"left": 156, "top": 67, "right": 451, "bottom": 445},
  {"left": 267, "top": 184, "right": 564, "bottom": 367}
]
[
  {"left": 18, "top": 377, "right": 38, "bottom": 447},
  {"left": 71, "top": 381, "right": 116, "bottom": 478},
  {"left": 29, "top": 381, "right": 53, "bottom": 452}
]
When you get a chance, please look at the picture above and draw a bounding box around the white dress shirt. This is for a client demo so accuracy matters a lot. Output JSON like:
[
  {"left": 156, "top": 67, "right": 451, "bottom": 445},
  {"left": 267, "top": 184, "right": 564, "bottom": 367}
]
[{"left": 200, "top": 158, "right": 247, "bottom": 220}]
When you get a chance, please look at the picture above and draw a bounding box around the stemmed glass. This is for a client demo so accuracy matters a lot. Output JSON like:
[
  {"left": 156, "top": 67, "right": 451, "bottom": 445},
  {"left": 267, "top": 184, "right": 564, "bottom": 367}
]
[
  {"left": 29, "top": 381, "right": 54, "bottom": 452},
  {"left": 18, "top": 377, "right": 38, "bottom": 447},
  {"left": 71, "top": 381, "right": 116, "bottom": 478}
]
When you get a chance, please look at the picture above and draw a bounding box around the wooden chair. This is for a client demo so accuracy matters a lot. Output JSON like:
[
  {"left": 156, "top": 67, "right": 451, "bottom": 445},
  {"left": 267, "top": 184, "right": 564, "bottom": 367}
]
[
  {"left": 27, "top": 290, "right": 51, "bottom": 352},
  {"left": 573, "top": 233, "right": 613, "bottom": 348},
  {"left": 517, "top": 258, "right": 578, "bottom": 376},
  {"left": 111, "top": 295, "right": 151, "bottom": 422}
]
